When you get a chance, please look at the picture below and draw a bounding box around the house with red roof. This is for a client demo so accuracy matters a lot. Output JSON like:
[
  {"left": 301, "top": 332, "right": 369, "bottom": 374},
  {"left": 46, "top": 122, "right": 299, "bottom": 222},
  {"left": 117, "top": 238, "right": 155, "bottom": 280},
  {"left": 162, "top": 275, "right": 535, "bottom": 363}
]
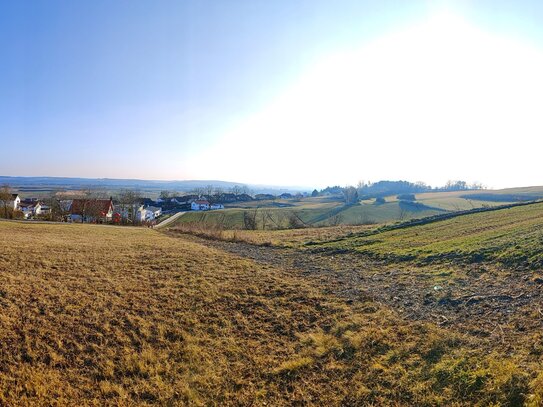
[{"left": 70, "top": 198, "right": 114, "bottom": 223}]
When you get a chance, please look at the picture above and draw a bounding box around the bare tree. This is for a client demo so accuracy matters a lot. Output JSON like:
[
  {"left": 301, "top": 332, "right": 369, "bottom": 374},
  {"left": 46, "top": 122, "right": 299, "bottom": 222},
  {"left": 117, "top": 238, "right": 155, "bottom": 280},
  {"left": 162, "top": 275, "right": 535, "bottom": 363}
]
[
  {"left": 343, "top": 186, "right": 359, "bottom": 205},
  {"left": 0, "top": 184, "right": 13, "bottom": 219},
  {"left": 231, "top": 185, "right": 242, "bottom": 196},
  {"left": 243, "top": 209, "right": 258, "bottom": 230},
  {"left": 213, "top": 186, "right": 224, "bottom": 202},
  {"left": 204, "top": 185, "right": 214, "bottom": 197},
  {"left": 265, "top": 210, "right": 280, "bottom": 229},
  {"left": 192, "top": 187, "right": 205, "bottom": 197},
  {"left": 117, "top": 189, "right": 140, "bottom": 224},
  {"left": 48, "top": 197, "right": 62, "bottom": 221},
  {"left": 240, "top": 185, "right": 252, "bottom": 196},
  {"left": 415, "top": 181, "right": 428, "bottom": 190},
  {"left": 444, "top": 180, "right": 468, "bottom": 191},
  {"left": 356, "top": 180, "right": 367, "bottom": 197},
  {"left": 287, "top": 211, "right": 306, "bottom": 229},
  {"left": 46, "top": 190, "right": 79, "bottom": 221},
  {"left": 260, "top": 209, "right": 268, "bottom": 230}
]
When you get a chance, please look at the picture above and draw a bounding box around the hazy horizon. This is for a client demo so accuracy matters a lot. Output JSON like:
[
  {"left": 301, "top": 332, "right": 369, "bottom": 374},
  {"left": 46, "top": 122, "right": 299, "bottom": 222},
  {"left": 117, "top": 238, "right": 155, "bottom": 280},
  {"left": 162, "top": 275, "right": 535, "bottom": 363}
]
[
  {"left": 2, "top": 174, "right": 542, "bottom": 192},
  {"left": 2, "top": 1, "right": 543, "bottom": 189}
]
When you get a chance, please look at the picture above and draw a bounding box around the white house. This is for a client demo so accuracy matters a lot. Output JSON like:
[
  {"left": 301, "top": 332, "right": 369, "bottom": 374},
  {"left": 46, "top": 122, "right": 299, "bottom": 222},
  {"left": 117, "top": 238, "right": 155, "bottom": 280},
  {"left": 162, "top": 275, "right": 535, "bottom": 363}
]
[
  {"left": 191, "top": 200, "right": 210, "bottom": 211},
  {"left": 146, "top": 206, "right": 162, "bottom": 218},
  {"left": 210, "top": 203, "right": 224, "bottom": 210},
  {"left": 7, "top": 194, "right": 21, "bottom": 210},
  {"left": 19, "top": 201, "right": 41, "bottom": 219},
  {"left": 135, "top": 206, "right": 155, "bottom": 222},
  {"left": 38, "top": 204, "right": 51, "bottom": 215}
]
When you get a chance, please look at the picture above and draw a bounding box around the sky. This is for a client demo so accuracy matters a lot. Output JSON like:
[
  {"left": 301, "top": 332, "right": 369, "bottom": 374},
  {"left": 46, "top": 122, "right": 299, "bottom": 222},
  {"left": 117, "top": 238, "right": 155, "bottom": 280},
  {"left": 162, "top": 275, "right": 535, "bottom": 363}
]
[{"left": 1, "top": 0, "right": 543, "bottom": 189}]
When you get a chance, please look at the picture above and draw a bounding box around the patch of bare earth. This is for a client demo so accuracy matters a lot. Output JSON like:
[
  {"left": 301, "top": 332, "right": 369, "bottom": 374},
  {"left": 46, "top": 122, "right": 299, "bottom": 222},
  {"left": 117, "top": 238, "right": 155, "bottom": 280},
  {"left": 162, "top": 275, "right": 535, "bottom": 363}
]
[{"left": 203, "top": 237, "right": 543, "bottom": 351}]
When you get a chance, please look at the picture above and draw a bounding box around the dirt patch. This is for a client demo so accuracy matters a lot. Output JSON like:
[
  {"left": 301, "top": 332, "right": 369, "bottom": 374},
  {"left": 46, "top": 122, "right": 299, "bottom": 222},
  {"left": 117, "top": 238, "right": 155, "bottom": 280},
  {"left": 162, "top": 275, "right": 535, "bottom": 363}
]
[{"left": 200, "top": 237, "right": 543, "bottom": 349}]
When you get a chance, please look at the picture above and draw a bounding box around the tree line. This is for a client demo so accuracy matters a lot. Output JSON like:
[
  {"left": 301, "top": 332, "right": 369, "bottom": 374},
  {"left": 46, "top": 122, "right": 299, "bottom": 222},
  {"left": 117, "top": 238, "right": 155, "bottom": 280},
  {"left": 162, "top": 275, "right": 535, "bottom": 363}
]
[{"left": 317, "top": 180, "right": 485, "bottom": 204}]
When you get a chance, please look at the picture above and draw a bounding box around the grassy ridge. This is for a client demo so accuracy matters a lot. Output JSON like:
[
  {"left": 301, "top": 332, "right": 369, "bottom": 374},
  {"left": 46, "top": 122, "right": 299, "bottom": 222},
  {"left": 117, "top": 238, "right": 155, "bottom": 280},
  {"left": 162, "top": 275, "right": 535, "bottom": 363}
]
[
  {"left": 316, "top": 202, "right": 543, "bottom": 268},
  {"left": 176, "top": 200, "right": 444, "bottom": 229},
  {"left": 174, "top": 189, "right": 534, "bottom": 230},
  {"left": 2, "top": 222, "right": 541, "bottom": 405}
]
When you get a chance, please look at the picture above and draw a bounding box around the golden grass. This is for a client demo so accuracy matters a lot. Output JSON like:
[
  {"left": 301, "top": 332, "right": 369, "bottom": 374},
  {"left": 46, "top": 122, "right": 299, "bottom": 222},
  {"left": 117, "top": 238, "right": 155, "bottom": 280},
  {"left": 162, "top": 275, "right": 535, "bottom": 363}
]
[{"left": 0, "top": 221, "right": 539, "bottom": 405}]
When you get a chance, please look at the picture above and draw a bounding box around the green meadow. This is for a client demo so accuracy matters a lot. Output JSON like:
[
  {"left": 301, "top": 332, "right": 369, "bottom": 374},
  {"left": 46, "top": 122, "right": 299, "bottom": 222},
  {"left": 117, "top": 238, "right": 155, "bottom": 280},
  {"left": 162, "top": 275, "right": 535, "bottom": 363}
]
[{"left": 314, "top": 201, "right": 543, "bottom": 269}]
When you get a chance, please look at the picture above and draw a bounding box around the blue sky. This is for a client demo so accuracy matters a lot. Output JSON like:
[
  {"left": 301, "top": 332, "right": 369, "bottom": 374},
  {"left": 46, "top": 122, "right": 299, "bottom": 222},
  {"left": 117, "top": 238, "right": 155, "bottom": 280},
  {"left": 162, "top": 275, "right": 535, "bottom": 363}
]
[{"left": 2, "top": 1, "right": 543, "bottom": 188}]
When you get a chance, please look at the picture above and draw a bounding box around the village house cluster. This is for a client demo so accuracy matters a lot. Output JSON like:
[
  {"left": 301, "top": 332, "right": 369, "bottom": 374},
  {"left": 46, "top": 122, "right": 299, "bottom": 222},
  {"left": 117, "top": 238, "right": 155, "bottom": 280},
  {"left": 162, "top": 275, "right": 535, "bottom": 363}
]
[
  {"left": 3, "top": 194, "right": 163, "bottom": 224},
  {"left": 4, "top": 194, "right": 52, "bottom": 219},
  {"left": 2, "top": 193, "right": 227, "bottom": 224},
  {"left": 1, "top": 186, "right": 317, "bottom": 226}
]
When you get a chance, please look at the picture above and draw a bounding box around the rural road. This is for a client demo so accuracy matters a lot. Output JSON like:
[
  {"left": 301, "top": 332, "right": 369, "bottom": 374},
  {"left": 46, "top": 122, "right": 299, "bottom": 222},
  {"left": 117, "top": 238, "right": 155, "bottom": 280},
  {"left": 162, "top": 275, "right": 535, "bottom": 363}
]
[{"left": 154, "top": 211, "right": 186, "bottom": 229}]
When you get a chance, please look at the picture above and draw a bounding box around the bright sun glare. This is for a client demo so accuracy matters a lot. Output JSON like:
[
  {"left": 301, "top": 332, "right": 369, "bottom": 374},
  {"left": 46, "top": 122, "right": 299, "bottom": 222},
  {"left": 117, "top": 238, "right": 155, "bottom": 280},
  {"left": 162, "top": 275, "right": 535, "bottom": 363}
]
[{"left": 188, "top": 11, "right": 543, "bottom": 188}]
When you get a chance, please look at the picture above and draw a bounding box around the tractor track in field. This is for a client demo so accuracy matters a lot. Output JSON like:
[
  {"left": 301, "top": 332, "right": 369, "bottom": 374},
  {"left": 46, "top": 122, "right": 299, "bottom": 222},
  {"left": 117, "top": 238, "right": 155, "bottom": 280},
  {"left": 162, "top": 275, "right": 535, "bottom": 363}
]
[{"left": 197, "top": 237, "right": 543, "bottom": 348}]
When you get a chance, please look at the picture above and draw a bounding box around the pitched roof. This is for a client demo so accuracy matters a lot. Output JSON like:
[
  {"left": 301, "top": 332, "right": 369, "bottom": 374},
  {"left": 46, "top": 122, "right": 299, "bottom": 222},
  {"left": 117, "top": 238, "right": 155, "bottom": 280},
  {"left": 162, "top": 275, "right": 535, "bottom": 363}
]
[
  {"left": 70, "top": 198, "right": 113, "bottom": 215},
  {"left": 194, "top": 200, "right": 210, "bottom": 205},
  {"left": 19, "top": 202, "right": 39, "bottom": 209}
]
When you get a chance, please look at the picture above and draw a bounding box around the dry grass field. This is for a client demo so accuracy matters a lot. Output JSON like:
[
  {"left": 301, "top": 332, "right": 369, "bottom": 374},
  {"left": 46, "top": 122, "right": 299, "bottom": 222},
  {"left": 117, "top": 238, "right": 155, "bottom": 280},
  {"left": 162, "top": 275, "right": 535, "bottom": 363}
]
[
  {"left": 1, "top": 220, "right": 543, "bottom": 405},
  {"left": 167, "top": 222, "right": 376, "bottom": 247}
]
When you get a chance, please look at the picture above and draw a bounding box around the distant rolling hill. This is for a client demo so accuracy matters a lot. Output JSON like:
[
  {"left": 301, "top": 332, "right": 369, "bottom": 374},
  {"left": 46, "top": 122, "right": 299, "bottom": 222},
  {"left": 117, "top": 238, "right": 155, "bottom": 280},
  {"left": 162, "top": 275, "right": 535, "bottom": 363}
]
[{"left": 172, "top": 186, "right": 543, "bottom": 229}]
